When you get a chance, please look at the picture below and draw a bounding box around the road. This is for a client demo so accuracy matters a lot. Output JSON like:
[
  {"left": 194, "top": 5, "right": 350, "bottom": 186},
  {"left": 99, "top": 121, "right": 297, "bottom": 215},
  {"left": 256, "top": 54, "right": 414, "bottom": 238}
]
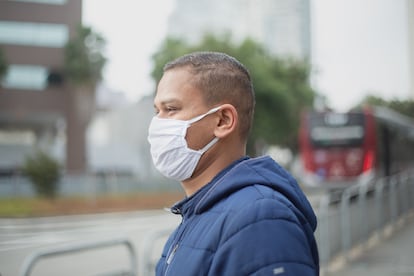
[
  {"left": 0, "top": 189, "right": 329, "bottom": 276},
  {"left": 1, "top": 179, "right": 413, "bottom": 276},
  {"left": 0, "top": 210, "right": 181, "bottom": 276}
]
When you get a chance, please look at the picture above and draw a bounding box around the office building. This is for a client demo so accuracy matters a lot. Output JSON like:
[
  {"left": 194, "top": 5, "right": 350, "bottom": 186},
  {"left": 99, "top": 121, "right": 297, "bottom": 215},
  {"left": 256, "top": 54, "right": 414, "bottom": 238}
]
[
  {"left": 0, "top": 0, "right": 85, "bottom": 174},
  {"left": 167, "top": 0, "right": 311, "bottom": 60}
]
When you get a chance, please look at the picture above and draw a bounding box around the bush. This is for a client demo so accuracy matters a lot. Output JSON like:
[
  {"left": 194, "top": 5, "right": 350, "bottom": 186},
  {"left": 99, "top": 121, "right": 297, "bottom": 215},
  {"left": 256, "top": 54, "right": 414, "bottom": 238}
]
[{"left": 23, "top": 151, "right": 61, "bottom": 198}]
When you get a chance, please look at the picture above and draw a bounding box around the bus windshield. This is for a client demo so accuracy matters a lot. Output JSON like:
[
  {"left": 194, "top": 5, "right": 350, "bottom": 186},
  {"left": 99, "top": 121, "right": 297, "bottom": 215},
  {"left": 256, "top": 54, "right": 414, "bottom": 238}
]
[{"left": 309, "top": 112, "right": 365, "bottom": 147}]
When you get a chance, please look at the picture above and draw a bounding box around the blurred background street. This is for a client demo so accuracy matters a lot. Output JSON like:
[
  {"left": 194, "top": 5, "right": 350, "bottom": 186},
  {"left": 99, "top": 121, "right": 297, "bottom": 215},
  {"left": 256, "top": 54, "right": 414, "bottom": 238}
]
[{"left": 1, "top": 0, "right": 414, "bottom": 275}]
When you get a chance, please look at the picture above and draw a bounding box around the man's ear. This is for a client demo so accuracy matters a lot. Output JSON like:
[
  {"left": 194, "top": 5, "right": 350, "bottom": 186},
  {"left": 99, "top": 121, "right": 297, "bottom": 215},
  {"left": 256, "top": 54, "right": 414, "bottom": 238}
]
[{"left": 214, "top": 104, "right": 238, "bottom": 138}]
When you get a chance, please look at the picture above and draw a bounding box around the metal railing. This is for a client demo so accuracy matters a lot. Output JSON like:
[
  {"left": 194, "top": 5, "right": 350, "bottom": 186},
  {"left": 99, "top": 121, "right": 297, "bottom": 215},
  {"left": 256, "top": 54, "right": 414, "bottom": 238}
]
[
  {"left": 316, "top": 171, "right": 414, "bottom": 267},
  {"left": 20, "top": 238, "right": 137, "bottom": 276},
  {"left": 137, "top": 171, "right": 414, "bottom": 274},
  {"left": 17, "top": 171, "right": 414, "bottom": 275},
  {"left": 139, "top": 228, "right": 174, "bottom": 276}
]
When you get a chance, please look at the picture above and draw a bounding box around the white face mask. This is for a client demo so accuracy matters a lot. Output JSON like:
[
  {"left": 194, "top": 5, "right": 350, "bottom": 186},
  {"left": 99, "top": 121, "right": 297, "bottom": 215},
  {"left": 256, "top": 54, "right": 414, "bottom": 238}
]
[{"left": 147, "top": 106, "right": 221, "bottom": 181}]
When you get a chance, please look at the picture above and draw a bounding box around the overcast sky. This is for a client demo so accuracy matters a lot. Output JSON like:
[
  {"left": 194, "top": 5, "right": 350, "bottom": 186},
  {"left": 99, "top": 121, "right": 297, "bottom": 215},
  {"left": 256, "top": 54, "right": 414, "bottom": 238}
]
[
  {"left": 311, "top": 0, "right": 410, "bottom": 111},
  {"left": 83, "top": 0, "right": 411, "bottom": 111},
  {"left": 82, "top": 0, "right": 175, "bottom": 101}
]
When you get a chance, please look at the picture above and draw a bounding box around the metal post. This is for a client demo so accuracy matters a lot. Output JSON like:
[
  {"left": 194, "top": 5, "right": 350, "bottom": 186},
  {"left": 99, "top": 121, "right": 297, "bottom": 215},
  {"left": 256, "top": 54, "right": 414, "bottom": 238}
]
[
  {"left": 390, "top": 176, "right": 398, "bottom": 225},
  {"left": 140, "top": 228, "right": 174, "bottom": 276},
  {"left": 317, "top": 193, "right": 331, "bottom": 265},
  {"left": 340, "top": 187, "right": 352, "bottom": 259},
  {"left": 400, "top": 173, "right": 409, "bottom": 214},
  {"left": 374, "top": 178, "right": 385, "bottom": 231},
  {"left": 358, "top": 181, "right": 369, "bottom": 241}
]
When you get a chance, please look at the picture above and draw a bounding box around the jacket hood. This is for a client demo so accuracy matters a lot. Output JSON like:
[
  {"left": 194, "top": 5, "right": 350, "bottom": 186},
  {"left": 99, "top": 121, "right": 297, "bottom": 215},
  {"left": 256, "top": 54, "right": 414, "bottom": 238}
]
[{"left": 193, "top": 156, "right": 317, "bottom": 231}]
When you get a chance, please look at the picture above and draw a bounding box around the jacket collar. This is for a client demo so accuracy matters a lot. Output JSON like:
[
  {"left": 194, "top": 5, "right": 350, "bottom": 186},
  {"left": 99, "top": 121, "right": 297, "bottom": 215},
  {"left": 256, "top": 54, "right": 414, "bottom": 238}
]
[{"left": 170, "top": 156, "right": 249, "bottom": 218}]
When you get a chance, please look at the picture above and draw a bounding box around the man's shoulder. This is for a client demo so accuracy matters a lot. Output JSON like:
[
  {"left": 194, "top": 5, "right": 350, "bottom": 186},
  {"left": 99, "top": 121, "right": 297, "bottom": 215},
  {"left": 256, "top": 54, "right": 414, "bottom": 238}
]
[{"left": 214, "top": 184, "right": 298, "bottom": 223}]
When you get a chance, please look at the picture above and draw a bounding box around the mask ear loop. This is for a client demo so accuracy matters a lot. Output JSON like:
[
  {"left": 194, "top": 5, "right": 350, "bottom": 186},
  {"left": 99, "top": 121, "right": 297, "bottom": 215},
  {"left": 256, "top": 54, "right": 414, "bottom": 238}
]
[
  {"left": 187, "top": 106, "right": 222, "bottom": 152},
  {"left": 187, "top": 106, "right": 222, "bottom": 125},
  {"left": 198, "top": 137, "right": 219, "bottom": 153}
]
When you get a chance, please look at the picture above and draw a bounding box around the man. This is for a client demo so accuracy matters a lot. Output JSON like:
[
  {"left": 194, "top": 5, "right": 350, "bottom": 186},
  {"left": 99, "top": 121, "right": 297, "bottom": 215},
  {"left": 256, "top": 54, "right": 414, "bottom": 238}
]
[{"left": 148, "top": 52, "right": 319, "bottom": 275}]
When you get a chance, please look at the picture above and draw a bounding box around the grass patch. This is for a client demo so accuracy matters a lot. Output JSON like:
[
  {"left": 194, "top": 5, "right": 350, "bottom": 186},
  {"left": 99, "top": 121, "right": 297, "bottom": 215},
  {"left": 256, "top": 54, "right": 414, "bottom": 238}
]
[
  {"left": 0, "top": 191, "right": 184, "bottom": 218},
  {"left": 0, "top": 198, "right": 34, "bottom": 217}
]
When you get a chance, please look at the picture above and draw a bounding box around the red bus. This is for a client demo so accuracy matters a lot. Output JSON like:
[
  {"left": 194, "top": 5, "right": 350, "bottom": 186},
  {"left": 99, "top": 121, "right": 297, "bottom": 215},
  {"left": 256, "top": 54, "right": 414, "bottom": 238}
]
[{"left": 298, "top": 106, "right": 414, "bottom": 189}]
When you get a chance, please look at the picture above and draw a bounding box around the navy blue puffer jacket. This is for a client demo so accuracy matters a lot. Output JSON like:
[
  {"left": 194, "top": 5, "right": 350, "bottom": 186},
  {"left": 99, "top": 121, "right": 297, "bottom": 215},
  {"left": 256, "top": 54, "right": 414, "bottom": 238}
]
[{"left": 156, "top": 156, "right": 319, "bottom": 275}]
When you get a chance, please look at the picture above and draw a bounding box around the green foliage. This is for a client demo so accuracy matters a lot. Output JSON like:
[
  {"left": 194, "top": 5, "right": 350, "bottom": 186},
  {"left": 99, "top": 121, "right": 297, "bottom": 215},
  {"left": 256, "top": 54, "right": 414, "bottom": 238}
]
[
  {"left": 64, "top": 25, "right": 106, "bottom": 85},
  {"left": 22, "top": 151, "right": 61, "bottom": 198},
  {"left": 152, "top": 37, "right": 191, "bottom": 82},
  {"left": 0, "top": 198, "right": 33, "bottom": 217},
  {"left": 358, "top": 94, "right": 414, "bottom": 118},
  {"left": 151, "top": 34, "right": 316, "bottom": 154},
  {"left": 358, "top": 95, "right": 388, "bottom": 107},
  {"left": 387, "top": 100, "right": 414, "bottom": 118},
  {"left": 0, "top": 47, "right": 8, "bottom": 81}
]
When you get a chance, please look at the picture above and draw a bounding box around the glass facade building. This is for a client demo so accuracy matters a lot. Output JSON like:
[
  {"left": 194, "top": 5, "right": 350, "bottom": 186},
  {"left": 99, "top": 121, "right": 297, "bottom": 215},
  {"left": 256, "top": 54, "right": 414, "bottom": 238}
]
[
  {"left": 0, "top": 0, "right": 85, "bottom": 174},
  {"left": 167, "top": 0, "right": 311, "bottom": 60},
  {"left": 0, "top": 19, "right": 69, "bottom": 90}
]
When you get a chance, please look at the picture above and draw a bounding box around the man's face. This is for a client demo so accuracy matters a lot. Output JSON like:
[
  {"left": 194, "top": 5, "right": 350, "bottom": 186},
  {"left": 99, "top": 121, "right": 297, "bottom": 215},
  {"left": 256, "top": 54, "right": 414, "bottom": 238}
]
[{"left": 154, "top": 68, "right": 217, "bottom": 150}]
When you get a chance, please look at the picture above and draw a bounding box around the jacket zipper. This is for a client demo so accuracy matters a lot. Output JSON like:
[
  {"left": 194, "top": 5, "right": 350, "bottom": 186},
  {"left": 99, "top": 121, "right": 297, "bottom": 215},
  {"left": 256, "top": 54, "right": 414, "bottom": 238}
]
[
  {"left": 166, "top": 243, "right": 179, "bottom": 264},
  {"left": 164, "top": 215, "right": 189, "bottom": 275}
]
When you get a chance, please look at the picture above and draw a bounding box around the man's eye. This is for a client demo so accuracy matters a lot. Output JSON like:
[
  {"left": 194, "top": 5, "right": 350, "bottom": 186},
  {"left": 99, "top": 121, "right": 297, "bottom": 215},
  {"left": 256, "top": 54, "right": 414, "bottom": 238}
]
[{"left": 166, "top": 107, "right": 177, "bottom": 112}]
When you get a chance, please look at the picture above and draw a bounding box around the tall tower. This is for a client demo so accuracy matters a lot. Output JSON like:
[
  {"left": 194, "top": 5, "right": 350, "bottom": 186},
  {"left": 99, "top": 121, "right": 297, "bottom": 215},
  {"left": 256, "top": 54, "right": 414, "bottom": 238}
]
[
  {"left": 408, "top": 0, "right": 414, "bottom": 99},
  {"left": 167, "top": 0, "right": 311, "bottom": 60}
]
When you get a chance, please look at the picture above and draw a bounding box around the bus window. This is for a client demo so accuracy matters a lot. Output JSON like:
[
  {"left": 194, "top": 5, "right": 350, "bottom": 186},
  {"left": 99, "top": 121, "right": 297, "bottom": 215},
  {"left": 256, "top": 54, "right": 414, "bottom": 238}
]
[{"left": 309, "top": 113, "right": 365, "bottom": 147}]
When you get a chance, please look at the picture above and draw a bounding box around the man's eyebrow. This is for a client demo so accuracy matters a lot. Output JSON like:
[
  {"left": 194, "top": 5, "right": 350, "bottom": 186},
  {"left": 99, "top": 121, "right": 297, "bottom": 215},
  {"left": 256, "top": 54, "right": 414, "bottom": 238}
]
[{"left": 157, "top": 98, "right": 181, "bottom": 106}]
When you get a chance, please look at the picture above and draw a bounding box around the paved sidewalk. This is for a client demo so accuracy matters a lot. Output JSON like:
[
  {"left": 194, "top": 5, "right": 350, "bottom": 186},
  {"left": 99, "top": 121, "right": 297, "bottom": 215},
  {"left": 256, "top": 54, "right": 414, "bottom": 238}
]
[{"left": 325, "top": 214, "right": 414, "bottom": 276}]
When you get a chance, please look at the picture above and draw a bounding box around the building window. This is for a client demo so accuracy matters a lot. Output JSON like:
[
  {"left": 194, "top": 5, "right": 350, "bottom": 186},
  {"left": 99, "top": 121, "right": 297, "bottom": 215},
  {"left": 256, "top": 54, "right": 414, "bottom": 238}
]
[
  {"left": 0, "top": 130, "right": 35, "bottom": 145},
  {"left": 0, "top": 21, "right": 68, "bottom": 48},
  {"left": 9, "top": 0, "right": 67, "bottom": 5},
  {"left": 2, "top": 65, "right": 48, "bottom": 90}
]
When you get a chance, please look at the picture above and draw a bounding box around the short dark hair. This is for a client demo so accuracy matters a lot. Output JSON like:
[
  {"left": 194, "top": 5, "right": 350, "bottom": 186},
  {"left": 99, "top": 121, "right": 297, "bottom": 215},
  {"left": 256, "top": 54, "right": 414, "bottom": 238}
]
[{"left": 163, "top": 51, "right": 255, "bottom": 141}]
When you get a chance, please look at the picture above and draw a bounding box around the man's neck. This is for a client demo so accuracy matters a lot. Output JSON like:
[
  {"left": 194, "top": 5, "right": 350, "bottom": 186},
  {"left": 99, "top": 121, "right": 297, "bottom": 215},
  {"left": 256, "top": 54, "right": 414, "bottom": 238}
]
[{"left": 182, "top": 148, "right": 245, "bottom": 196}]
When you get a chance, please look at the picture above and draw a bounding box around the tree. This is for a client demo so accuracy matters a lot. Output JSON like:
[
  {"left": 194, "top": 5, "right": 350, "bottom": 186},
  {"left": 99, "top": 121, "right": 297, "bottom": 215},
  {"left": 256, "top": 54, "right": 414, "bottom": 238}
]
[
  {"left": 64, "top": 25, "right": 106, "bottom": 86},
  {"left": 22, "top": 150, "right": 60, "bottom": 198},
  {"left": 357, "top": 94, "right": 414, "bottom": 118},
  {"left": 151, "top": 34, "right": 316, "bottom": 155},
  {"left": 63, "top": 25, "right": 106, "bottom": 173},
  {"left": 357, "top": 95, "right": 388, "bottom": 108},
  {"left": 387, "top": 100, "right": 414, "bottom": 118},
  {"left": 64, "top": 25, "right": 106, "bottom": 124}
]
